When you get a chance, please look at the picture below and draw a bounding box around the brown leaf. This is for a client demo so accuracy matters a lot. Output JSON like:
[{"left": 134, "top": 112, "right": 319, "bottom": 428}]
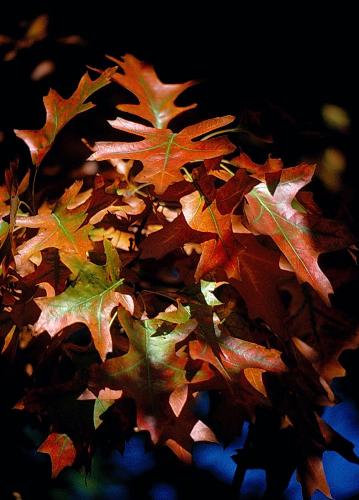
[
  {"left": 140, "top": 212, "right": 211, "bottom": 260},
  {"left": 22, "top": 249, "right": 70, "bottom": 294},
  {"left": 230, "top": 234, "right": 288, "bottom": 336},
  {"left": 189, "top": 333, "right": 285, "bottom": 382},
  {"left": 216, "top": 169, "right": 258, "bottom": 214},
  {"left": 297, "top": 455, "right": 332, "bottom": 499}
]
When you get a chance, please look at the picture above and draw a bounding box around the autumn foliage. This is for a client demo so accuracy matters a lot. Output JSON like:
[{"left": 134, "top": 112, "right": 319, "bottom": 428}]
[{"left": 1, "top": 53, "right": 358, "bottom": 499}]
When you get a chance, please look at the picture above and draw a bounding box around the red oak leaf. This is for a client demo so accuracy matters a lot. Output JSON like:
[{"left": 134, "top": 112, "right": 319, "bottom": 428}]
[
  {"left": 216, "top": 169, "right": 258, "bottom": 215},
  {"left": 244, "top": 164, "right": 353, "bottom": 304},
  {"left": 230, "top": 234, "right": 288, "bottom": 336},
  {"left": 89, "top": 116, "right": 236, "bottom": 194},
  {"left": 297, "top": 455, "right": 332, "bottom": 499},
  {"left": 34, "top": 241, "right": 125, "bottom": 361},
  {"left": 189, "top": 334, "right": 285, "bottom": 381},
  {"left": 180, "top": 189, "right": 243, "bottom": 282},
  {"left": 15, "top": 67, "right": 117, "bottom": 166},
  {"left": 232, "top": 151, "right": 283, "bottom": 194},
  {"left": 90, "top": 307, "right": 197, "bottom": 443},
  {"left": 107, "top": 53, "right": 197, "bottom": 128},
  {"left": 15, "top": 180, "right": 93, "bottom": 266},
  {"left": 140, "top": 213, "right": 212, "bottom": 260},
  {"left": 22, "top": 248, "right": 70, "bottom": 294}
]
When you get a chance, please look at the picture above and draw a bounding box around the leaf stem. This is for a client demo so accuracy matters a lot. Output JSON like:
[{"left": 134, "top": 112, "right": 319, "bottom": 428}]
[
  {"left": 219, "top": 163, "right": 235, "bottom": 177},
  {"left": 19, "top": 200, "right": 32, "bottom": 213},
  {"left": 181, "top": 166, "right": 194, "bottom": 183},
  {"left": 200, "top": 127, "right": 242, "bottom": 141},
  {"left": 31, "top": 168, "right": 39, "bottom": 214},
  {"left": 109, "top": 311, "right": 118, "bottom": 328},
  {"left": 141, "top": 289, "right": 178, "bottom": 302}
]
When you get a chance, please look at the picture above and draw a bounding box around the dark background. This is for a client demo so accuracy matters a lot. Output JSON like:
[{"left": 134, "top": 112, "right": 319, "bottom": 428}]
[{"left": 1, "top": 2, "right": 359, "bottom": 499}]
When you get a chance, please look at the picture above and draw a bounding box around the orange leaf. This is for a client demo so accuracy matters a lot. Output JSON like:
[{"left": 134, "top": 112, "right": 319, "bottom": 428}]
[
  {"left": 34, "top": 241, "right": 124, "bottom": 361},
  {"left": 15, "top": 67, "right": 117, "bottom": 166},
  {"left": 15, "top": 181, "right": 93, "bottom": 266},
  {"left": 244, "top": 164, "right": 353, "bottom": 304},
  {"left": 89, "top": 116, "right": 236, "bottom": 194},
  {"left": 108, "top": 53, "right": 197, "bottom": 128}
]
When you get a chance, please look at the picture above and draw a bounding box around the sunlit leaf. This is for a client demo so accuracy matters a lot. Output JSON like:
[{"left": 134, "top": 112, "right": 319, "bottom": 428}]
[
  {"left": 15, "top": 67, "right": 117, "bottom": 166},
  {"left": 90, "top": 116, "right": 236, "bottom": 194},
  {"left": 108, "top": 53, "right": 197, "bottom": 128},
  {"left": 34, "top": 241, "right": 124, "bottom": 360}
]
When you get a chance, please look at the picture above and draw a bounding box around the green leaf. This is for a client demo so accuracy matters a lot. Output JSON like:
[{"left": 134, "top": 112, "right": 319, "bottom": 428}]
[
  {"left": 90, "top": 308, "right": 197, "bottom": 442},
  {"left": 0, "top": 219, "right": 9, "bottom": 243},
  {"left": 156, "top": 302, "right": 191, "bottom": 324},
  {"left": 34, "top": 243, "right": 123, "bottom": 361},
  {"left": 15, "top": 180, "right": 93, "bottom": 266},
  {"left": 200, "top": 280, "right": 223, "bottom": 306},
  {"left": 93, "top": 399, "right": 115, "bottom": 429}
]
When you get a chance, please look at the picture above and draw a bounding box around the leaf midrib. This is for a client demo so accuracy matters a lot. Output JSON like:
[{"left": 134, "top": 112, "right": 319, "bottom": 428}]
[
  {"left": 250, "top": 190, "right": 312, "bottom": 277},
  {"left": 48, "top": 278, "right": 123, "bottom": 310}
]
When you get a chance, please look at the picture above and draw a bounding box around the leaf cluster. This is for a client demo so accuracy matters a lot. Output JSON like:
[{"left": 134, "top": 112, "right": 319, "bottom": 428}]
[{"left": 1, "top": 53, "right": 358, "bottom": 499}]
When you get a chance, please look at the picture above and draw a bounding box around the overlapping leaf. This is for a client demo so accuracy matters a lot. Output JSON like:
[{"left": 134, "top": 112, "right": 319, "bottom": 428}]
[
  {"left": 22, "top": 248, "right": 70, "bottom": 294},
  {"left": 230, "top": 234, "right": 288, "bottom": 336},
  {"left": 244, "top": 164, "right": 353, "bottom": 304},
  {"left": 180, "top": 188, "right": 243, "bottom": 281},
  {"left": 2, "top": 51, "right": 356, "bottom": 498},
  {"left": 140, "top": 212, "right": 212, "bottom": 260},
  {"left": 89, "top": 116, "right": 236, "bottom": 194},
  {"left": 34, "top": 241, "right": 125, "bottom": 360},
  {"left": 15, "top": 180, "right": 93, "bottom": 266},
  {"left": 190, "top": 333, "right": 286, "bottom": 381},
  {"left": 90, "top": 307, "right": 197, "bottom": 442},
  {"left": 232, "top": 151, "right": 283, "bottom": 194}
]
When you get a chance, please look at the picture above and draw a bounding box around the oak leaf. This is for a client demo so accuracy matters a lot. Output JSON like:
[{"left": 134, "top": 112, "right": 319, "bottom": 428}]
[
  {"left": 230, "top": 234, "right": 288, "bottom": 336},
  {"left": 244, "top": 164, "right": 352, "bottom": 304},
  {"left": 108, "top": 53, "right": 197, "bottom": 128},
  {"left": 34, "top": 240, "right": 124, "bottom": 361},
  {"left": 15, "top": 180, "right": 93, "bottom": 266},
  {"left": 22, "top": 248, "right": 70, "bottom": 294},
  {"left": 216, "top": 168, "right": 258, "bottom": 214},
  {"left": 15, "top": 67, "right": 117, "bottom": 166},
  {"left": 180, "top": 189, "right": 243, "bottom": 282},
  {"left": 89, "top": 116, "right": 236, "bottom": 194},
  {"left": 90, "top": 307, "right": 197, "bottom": 442},
  {"left": 232, "top": 151, "right": 283, "bottom": 194},
  {"left": 140, "top": 212, "right": 212, "bottom": 260},
  {"left": 189, "top": 334, "right": 286, "bottom": 382},
  {"left": 297, "top": 455, "right": 332, "bottom": 500}
]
